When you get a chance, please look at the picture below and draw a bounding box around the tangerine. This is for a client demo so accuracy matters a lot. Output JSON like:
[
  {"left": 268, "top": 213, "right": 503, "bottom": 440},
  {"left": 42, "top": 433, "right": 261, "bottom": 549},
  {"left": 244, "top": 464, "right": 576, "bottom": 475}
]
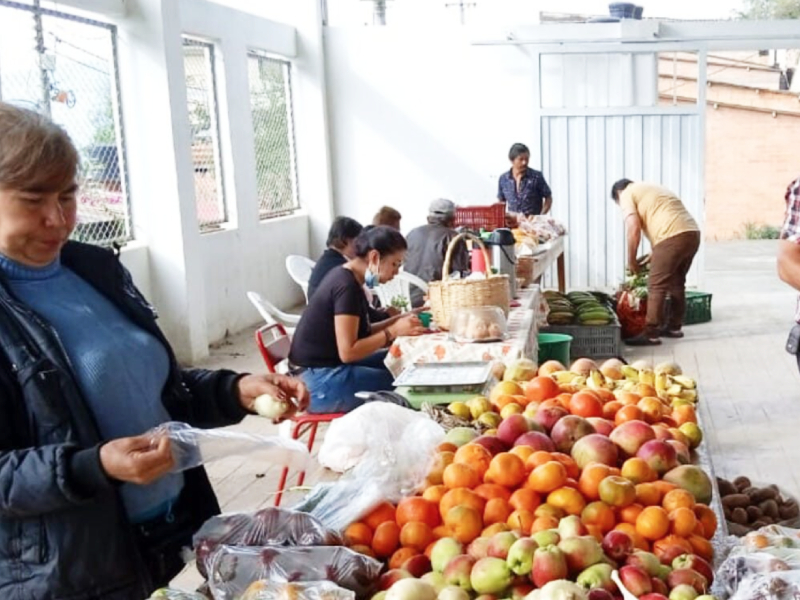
[
  {"left": 507, "top": 509, "right": 535, "bottom": 534},
  {"left": 423, "top": 484, "right": 448, "bottom": 504},
  {"left": 485, "top": 452, "right": 527, "bottom": 488},
  {"left": 693, "top": 504, "right": 718, "bottom": 539},
  {"left": 618, "top": 503, "right": 644, "bottom": 524},
  {"left": 602, "top": 400, "right": 623, "bottom": 420},
  {"left": 509, "top": 488, "right": 542, "bottom": 512},
  {"left": 437, "top": 442, "right": 458, "bottom": 453},
  {"left": 445, "top": 505, "right": 483, "bottom": 544},
  {"left": 652, "top": 534, "right": 693, "bottom": 561},
  {"left": 526, "top": 451, "right": 555, "bottom": 470},
  {"left": 547, "top": 487, "right": 587, "bottom": 516},
  {"left": 551, "top": 452, "right": 581, "bottom": 479},
  {"left": 615, "top": 405, "right": 645, "bottom": 425},
  {"left": 396, "top": 497, "right": 441, "bottom": 528},
  {"left": 578, "top": 463, "right": 613, "bottom": 501},
  {"left": 440, "top": 487, "right": 485, "bottom": 520},
  {"left": 672, "top": 404, "right": 697, "bottom": 426},
  {"left": 581, "top": 500, "right": 616, "bottom": 533},
  {"left": 473, "top": 483, "right": 512, "bottom": 502},
  {"left": 389, "top": 547, "right": 419, "bottom": 570},
  {"left": 636, "top": 506, "right": 670, "bottom": 541},
  {"left": 344, "top": 522, "right": 373, "bottom": 547},
  {"left": 688, "top": 534, "right": 714, "bottom": 562},
  {"left": 400, "top": 521, "right": 434, "bottom": 551},
  {"left": 662, "top": 489, "right": 695, "bottom": 513},
  {"left": 615, "top": 522, "right": 649, "bottom": 551},
  {"left": 453, "top": 443, "right": 493, "bottom": 479},
  {"left": 510, "top": 445, "right": 535, "bottom": 466},
  {"left": 669, "top": 507, "right": 698, "bottom": 537},
  {"left": 443, "top": 462, "right": 481, "bottom": 489},
  {"left": 524, "top": 376, "right": 561, "bottom": 403},
  {"left": 482, "top": 522, "right": 511, "bottom": 537},
  {"left": 634, "top": 482, "right": 662, "bottom": 507},
  {"left": 569, "top": 392, "right": 604, "bottom": 418},
  {"left": 615, "top": 391, "right": 642, "bottom": 406},
  {"left": 532, "top": 515, "right": 559, "bottom": 532},
  {"left": 527, "top": 461, "right": 568, "bottom": 494},
  {"left": 484, "top": 497, "right": 514, "bottom": 526},
  {"left": 621, "top": 457, "right": 658, "bottom": 484},
  {"left": 364, "top": 501, "right": 396, "bottom": 531},
  {"left": 372, "top": 521, "right": 400, "bottom": 558}
]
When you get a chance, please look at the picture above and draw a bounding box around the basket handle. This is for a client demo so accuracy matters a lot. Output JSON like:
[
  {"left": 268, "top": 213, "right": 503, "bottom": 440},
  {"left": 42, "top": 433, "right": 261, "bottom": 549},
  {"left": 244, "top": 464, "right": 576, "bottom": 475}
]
[{"left": 442, "top": 232, "right": 492, "bottom": 281}]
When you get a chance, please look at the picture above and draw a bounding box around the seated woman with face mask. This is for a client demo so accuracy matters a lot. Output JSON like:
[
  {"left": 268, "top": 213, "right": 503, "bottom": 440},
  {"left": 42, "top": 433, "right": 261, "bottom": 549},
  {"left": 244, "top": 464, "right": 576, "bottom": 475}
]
[{"left": 289, "top": 226, "right": 424, "bottom": 413}]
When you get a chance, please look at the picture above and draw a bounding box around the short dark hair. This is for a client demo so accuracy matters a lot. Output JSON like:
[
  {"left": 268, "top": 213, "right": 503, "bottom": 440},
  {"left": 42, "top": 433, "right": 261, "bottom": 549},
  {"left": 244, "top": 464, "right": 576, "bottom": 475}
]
[
  {"left": 373, "top": 206, "right": 402, "bottom": 228},
  {"left": 326, "top": 216, "right": 363, "bottom": 250},
  {"left": 508, "top": 143, "right": 530, "bottom": 161},
  {"left": 354, "top": 225, "right": 407, "bottom": 259},
  {"left": 611, "top": 178, "right": 634, "bottom": 202}
]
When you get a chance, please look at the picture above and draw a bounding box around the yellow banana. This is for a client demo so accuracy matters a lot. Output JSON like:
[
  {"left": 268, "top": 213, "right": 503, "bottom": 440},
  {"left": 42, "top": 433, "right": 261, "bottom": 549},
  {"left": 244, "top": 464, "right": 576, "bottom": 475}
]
[
  {"left": 552, "top": 371, "right": 580, "bottom": 384},
  {"left": 678, "top": 389, "right": 698, "bottom": 402},
  {"left": 639, "top": 369, "right": 655, "bottom": 387},
  {"left": 655, "top": 372, "right": 669, "bottom": 395},
  {"left": 672, "top": 375, "right": 697, "bottom": 390},
  {"left": 620, "top": 365, "right": 640, "bottom": 382},
  {"left": 588, "top": 370, "right": 607, "bottom": 391},
  {"left": 666, "top": 383, "right": 683, "bottom": 397},
  {"left": 571, "top": 375, "right": 587, "bottom": 388}
]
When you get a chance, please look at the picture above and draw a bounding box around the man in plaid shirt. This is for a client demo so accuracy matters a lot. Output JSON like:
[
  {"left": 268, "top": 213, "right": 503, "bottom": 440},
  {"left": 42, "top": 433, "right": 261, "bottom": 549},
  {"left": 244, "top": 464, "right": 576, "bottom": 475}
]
[{"left": 779, "top": 176, "right": 800, "bottom": 325}]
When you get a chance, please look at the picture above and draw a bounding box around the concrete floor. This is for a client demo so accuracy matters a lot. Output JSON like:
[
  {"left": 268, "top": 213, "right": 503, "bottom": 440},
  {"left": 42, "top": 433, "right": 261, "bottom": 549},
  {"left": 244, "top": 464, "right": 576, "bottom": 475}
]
[{"left": 172, "top": 239, "right": 800, "bottom": 589}]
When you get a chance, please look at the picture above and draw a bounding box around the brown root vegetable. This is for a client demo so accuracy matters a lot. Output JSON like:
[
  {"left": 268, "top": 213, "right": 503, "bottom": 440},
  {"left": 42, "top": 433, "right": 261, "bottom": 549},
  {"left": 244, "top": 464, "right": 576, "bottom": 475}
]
[
  {"left": 723, "top": 505, "right": 732, "bottom": 520},
  {"left": 751, "top": 487, "right": 779, "bottom": 504},
  {"left": 716, "top": 478, "right": 737, "bottom": 497},
  {"left": 734, "top": 476, "right": 752, "bottom": 491},
  {"left": 780, "top": 501, "right": 800, "bottom": 520},
  {"left": 760, "top": 499, "right": 780, "bottom": 520},
  {"left": 753, "top": 517, "right": 774, "bottom": 527},
  {"left": 731, "top": 507, "right": 749, "bottom": 525},
  {"left": 746, "top": 506, "right": 763, "bottom": 523},
  {"left": 722, "top": 494, "right": 751, "bottom": 510},
  {"left": 727, "top": 521, "right": 751, "bottom": 536}
]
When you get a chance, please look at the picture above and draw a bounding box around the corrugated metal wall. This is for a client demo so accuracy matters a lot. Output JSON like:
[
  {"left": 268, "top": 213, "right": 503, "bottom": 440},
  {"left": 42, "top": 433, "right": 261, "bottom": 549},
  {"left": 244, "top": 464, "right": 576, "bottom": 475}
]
[{"left": 540, "top": 113, "right": 702, "bottom": 291}]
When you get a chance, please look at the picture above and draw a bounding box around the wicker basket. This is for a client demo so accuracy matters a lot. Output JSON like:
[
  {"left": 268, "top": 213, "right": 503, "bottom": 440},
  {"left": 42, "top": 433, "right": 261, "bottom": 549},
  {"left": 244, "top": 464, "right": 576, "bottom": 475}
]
[{"left": 428, "top": 233, "right": 510, "bottom": 330}]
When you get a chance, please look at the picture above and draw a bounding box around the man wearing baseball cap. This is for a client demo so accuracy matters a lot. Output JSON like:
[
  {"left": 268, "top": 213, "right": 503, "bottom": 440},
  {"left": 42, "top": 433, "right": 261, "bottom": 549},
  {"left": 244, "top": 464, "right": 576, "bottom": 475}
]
[{"left": 404, "top": 199, "right": 470, "bottom": 307}]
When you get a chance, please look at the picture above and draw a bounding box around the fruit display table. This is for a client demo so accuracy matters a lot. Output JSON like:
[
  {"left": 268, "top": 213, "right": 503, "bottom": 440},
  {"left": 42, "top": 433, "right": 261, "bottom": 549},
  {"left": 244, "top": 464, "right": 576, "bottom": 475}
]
[{"left": 384, "top": 287, "right": 545, "bottom": 378}]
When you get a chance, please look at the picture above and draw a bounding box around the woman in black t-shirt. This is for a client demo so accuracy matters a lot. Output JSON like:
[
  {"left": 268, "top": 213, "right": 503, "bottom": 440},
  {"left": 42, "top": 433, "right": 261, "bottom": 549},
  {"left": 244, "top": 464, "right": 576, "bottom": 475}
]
[{"left": 290, "top": 227, "right": 424, "bottom": 413}]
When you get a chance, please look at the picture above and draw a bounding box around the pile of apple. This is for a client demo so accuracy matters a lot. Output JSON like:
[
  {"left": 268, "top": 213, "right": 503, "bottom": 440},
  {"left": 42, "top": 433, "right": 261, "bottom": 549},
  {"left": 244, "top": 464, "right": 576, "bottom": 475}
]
[{"left": 343, "top": 357, "right": 721, "bottom": 600}]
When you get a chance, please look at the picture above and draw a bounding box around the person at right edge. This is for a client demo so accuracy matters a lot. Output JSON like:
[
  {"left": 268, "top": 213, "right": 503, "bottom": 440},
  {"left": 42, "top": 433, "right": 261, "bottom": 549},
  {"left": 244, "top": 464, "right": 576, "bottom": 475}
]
[
  {"left": 611, "top": 179, "right": 701, "bottom": 346},
  {"left": 777, "top": 175, "right": 800, "bottom": 371}
]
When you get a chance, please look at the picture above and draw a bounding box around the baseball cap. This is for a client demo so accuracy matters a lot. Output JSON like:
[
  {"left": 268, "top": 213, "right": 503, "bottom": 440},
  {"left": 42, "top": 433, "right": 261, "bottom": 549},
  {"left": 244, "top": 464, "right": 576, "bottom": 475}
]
[{"left": 429, "top": 198, "right": 456, "bottom": 216}]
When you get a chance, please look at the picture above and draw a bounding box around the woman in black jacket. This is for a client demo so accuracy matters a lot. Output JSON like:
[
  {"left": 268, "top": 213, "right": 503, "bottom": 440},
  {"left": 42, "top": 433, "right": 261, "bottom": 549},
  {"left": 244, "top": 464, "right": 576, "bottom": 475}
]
[{"left": 0, "top": 103, "right": 309, "bottom": 599}]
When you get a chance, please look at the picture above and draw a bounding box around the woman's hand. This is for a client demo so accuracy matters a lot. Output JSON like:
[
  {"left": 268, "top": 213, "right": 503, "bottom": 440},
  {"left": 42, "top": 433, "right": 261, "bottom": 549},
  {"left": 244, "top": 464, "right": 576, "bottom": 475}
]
[
  {"left": 237, "top": 373, "right": 310, "bottom": 421},
  {"left": 390, "top": 314, "right": 425, "bottom": 338},
  {"left": 99, "top": 434, "right": 175, "bottom": 485}
]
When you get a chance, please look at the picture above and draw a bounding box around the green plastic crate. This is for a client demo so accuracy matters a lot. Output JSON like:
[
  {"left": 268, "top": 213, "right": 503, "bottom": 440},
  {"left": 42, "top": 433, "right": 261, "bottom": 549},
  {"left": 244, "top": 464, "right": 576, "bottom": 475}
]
[{"left": 684, "top": 291, "right": 712, "bottom": 325}]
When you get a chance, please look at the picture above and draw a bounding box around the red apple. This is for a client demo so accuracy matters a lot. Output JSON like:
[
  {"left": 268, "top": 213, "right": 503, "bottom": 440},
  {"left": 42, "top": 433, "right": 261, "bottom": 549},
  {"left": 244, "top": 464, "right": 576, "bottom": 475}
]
[
  {"left": 513, "top": 431, "right": 556, "bottom": 452},
  {"left": 467, "top": 537, "right": 491, "bottom": 560},
  {"left": 639, "top": 595, "right": 668, "bottom": 600},
  {"left": 443, "top": 554, "right": 477, "bottom": 589},
  {"left": 486, "top": 531, "right": 519, "bottom": 560},
  {"left": 672, "top": 554, "right": 713, "bottom": 585},
  {"left": 654, "top": 543, "right": 689, "bottom": 566},
  {"left": 602, "top": 530, "right": 633, "bottom": 562},
  {"left": 557, "top": 536, "right": 604, "bottom": 573},
  {"left": 531, "top": 545, "right": 568, "bottom": 588},
  {"left": 667, "top": 568, "right": 708, "bottom": 594},
  {"left": 650, "top": 576, "right": 669, "bottom": 596},
  {"left": 609, "top": 420, "right": 655, "bottom": 456},
  {"left": 378, "top": 568, "right": 413, "bottom": 590},
  {"left": 619, "top": 565, "right": 652, "bottom": 596},
  {"left": 626, "top": 550, "right": 662, "bottom": 577},
  {"left": 636, "top": 440, "right": 678, "bottom": 475},
  {"left": 571, "top": 434, "right": 619, "bottom": 469},
  {"left": 551, "top": 415, "right": 596, "bottom": 453}
]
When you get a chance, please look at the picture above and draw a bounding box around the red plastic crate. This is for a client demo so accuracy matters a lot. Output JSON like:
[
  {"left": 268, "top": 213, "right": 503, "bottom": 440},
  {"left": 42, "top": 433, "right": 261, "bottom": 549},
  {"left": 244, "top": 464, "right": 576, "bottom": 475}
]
[{"left": 454, "top": 203, "right": 507, "bottom": 231}]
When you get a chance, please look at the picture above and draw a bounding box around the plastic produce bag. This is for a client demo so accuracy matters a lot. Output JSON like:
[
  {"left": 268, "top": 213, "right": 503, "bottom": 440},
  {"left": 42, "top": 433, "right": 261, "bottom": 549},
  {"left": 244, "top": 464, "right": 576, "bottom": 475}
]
[
  {"left": 306, "top": 403, "right": 445, "bottom": 530},
  {"left": 148, "top": 422, "right": 310, "bottom": 473},
  {"left": 729, "top": 570, "right": 800, "bottom": 600},
  {"left": 239, "top": 580, "right": 354, "bottom": 600},
  {"left": 715, "top": 552, "right": 800, "bottom": 598},
  {"left": 206, "top": 545, "right": 382, "bottom": 600},
  {"left": 193, "top": 508, "right": 342, "bottom": 578},
  {"left": 147, "top": 589, "right": 207, "bottom": 600}
]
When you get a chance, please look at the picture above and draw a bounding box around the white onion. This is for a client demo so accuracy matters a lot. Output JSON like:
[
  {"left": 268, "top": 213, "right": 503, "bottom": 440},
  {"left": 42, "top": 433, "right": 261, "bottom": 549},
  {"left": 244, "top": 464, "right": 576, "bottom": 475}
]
[{"left": 253, "top": 394, "right": 289, "bottom": 419}]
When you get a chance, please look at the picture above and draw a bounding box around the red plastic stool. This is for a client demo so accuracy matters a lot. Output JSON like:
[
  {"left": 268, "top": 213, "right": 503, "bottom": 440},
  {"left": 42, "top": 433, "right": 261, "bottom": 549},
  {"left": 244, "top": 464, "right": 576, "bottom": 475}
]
[{"left": 274, "top": 412, "right": 345, "bottom": 506}]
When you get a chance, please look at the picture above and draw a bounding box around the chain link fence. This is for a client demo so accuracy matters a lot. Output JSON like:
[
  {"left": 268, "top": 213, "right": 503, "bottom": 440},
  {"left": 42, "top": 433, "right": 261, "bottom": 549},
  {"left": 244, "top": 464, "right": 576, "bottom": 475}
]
[
  {"left": 0, "top": 0, "right": 131, "bottom": 246},
  {"left": 247, "top": 51, "right": 299, "bottom": 219},
  {"left": 183, "top": 37, "right": 227, "bottom": 231}
]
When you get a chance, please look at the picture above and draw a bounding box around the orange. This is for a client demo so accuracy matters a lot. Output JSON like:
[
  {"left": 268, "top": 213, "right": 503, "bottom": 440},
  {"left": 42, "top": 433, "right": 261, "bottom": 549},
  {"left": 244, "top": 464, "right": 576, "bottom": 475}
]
[
  {"left": 581, "top": 501, "right": 616, "bottom": 533},
  {"left": 569, "top": 392, "right": 604, "bottom": 418},
  {"left": 652, "top": 480, "right": 678, "bottom": 497},
  {"left": 653, "top": 534, "right": 693, "bottom": 562},
  {"left": 485, "top": 452, "right": 527, "bottom": 488},
  {"left": 423, "top": 484, "right": 448, "bottom": 504},
  {"left": 618, "top": 503, "right": 644, "bottom": 525},
  {"left": 602, "top": 400, "right": 623, "bottom": 420},
  {"left": 494, "top": 394, "right": 520, "bottom": 411},
  {"left": 526, "top": 451, "right": 555, "bottom": 470},
  {"left": 426, "top": 451, "right": 455, "bottom": 486},
  {"left": 524, "top": 376, "right": 561, "bottom": 403},
  {"left": 662, "top": 489, "right": 695, "bottom": 513},
  {"left": 615, "top": 405, "right": 645, "bottom": 425},
  {"left": 440, "top": 488, "right": 486, "bottom": 520},
  {"left": 400, "top": 521, "right": 434, "bottom": 551},
  {"left": 621, "top": 457, "right": 658, "bottom": 484},
  {"left": 555, "top": 392, "right": 573, "bottom": 410},
  {"left": 396, "top": 497, "right": 441, "bottom": 528},
  {"left": 551, "top": 452, "right": 581, "bottom": 480},
  {"left": 443, "top": 462, "right": 481, "bottom": 489},
  {"left": 693, "top": 504, "right": 718, "bottom": 540},
  {"left": 688, "top": 534, "right": 714, "bottom": 562},
  {"left": 633, "top": 383, "right": 657, "bottom": 398},
  {"left": 585, "top": 524, "right": 605, "bottom": 542},
  {"left": 535, "top": 503, "right": 566, "bottom": 520},
  {"left": 594, "top": 388, "right": 617, "bottom": 404},
  {"left": 507, "top": 509, "right": 535, "bottom": 534},
  {"left": 473, "top": 483, "right": 512, "bottom": 502},
  {"left": 636, "top": 506, "right": 670, "bottom": 541},
  {"left": 669, "top": 507, "right": 698, "bottom": 537},
  {"left": 344, "top": 522, "right": 373, "bottom": 547},
  {"left": 364, "top": 501, "right": 397, "bottom": 531},
  {"left": 527, "top": 461, "right": 568, "bottom": 494},
  {"left": 454, "top": 444, "right": 493, "bottom": 479},
  {"left": 578, "top": 463, "right": 613, "bottom": 501},
  {"left": 672, "top": 404, "right": 697, "bottom": 426},
  {"left": 509, "top": 488, "right": 542, "bottom": 513},
  {"left": 638, "top": 397, "right": 665, "bottom": 424},
  {"left": 490, "top": 381, "right": 524, "bottom": 402},
  {"left": 437, "top": 442, "right": 458, "bottom": 453},
  {"left": 615, "top": 522, "right": 649, "bottom": 551},
  {"left": 547, "top": 487, "right": 587, "bottom": 516},
  {"left": 432, "top": 525, "right": 449, "bottom": 539},
  {"left": 389, "top": 547, "right": 419, "bottom": 570},
  {"left": 484, "top": 497, "right": 514, "bottom": 526},
  {"left": 512, "top": 394, "right": 531, "bottom": 407},
  {"left": 445, "top": 505, "right": 483, "bottom": 544},
  {"left": 532, "top": 515, "right": 560, "bottom": 532},
  {"left": 482, "top": 522, "right": 511, "bottom": 537},
  {"left": 510, "top": 445, "right": 535, "bottom": 465},
  {"left": 615, "top": 391, "right": 642, "bottom": 406},
  {"left": 372, "top": 521, "right": 400, "bottom": 558},
  {"left": 635, "top": 482, "right": 662, "bottom": 507},
  {"left": 350, "top": 544, "right": 375, "bottom": 558}
]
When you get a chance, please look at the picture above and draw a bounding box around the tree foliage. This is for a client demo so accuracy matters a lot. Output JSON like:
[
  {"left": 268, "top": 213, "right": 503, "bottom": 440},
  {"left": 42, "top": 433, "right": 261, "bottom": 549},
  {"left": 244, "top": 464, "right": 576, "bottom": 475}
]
[{"left": 738, "top": 0, "right": 800, "bottom": 19}]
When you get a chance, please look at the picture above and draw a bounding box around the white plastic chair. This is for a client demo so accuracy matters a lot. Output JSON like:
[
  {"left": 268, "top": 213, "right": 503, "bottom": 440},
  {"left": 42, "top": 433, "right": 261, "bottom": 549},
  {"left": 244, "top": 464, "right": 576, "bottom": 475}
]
[
  {"left": 285, "top": 255, "right": 316, "bottom": 303},
  {"left": 247, "top": 291, "right": 300, "bottom": 326},
  {"left": 375, "top": 271, "right": 430, "bottom": 310}
]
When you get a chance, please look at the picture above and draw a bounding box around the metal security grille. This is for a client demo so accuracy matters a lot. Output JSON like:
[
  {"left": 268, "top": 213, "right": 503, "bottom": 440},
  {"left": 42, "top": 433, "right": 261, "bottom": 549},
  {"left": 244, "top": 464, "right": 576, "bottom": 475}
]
[
  {"left": 247, "top": 51, "right": 299, "bottom": 219},
  {"left": 182, "top": 36, "right": 227, "bottom": 231},
  {"left": 0, "top": 0, "right": 132, "bottom": 246}
]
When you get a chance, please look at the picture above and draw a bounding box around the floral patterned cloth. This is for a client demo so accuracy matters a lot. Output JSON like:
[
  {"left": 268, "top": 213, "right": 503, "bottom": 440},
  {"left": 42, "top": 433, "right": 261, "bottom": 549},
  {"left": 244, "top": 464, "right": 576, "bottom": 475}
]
[{"left": 385, "top": 287, "right": 543, "bottom": 377}]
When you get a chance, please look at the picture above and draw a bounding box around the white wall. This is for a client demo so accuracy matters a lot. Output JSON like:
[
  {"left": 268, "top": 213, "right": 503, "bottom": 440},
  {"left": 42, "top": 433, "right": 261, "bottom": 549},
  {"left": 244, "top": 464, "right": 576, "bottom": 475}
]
[{"left": 324, "top": 27, "right": 539, "bottom": 232}]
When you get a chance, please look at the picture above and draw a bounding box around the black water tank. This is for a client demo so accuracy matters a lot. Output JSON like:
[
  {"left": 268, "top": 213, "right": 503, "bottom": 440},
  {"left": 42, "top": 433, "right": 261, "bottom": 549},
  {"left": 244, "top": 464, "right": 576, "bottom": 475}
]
[{"left": 609, "top": 2, "right": 636, "bottom": 18}]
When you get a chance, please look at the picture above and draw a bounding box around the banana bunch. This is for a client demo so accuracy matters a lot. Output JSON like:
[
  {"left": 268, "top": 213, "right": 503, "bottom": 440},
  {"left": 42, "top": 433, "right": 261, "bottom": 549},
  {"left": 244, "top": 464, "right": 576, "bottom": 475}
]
[
  {"left": 543, "top": 290, "right": 576, "bottom": 325},
  {"left": 548, "top": 365, "right": 698, "bottom": 403},
  {"left": 543, "top": 290, "right": 616, "bottom": 326}
]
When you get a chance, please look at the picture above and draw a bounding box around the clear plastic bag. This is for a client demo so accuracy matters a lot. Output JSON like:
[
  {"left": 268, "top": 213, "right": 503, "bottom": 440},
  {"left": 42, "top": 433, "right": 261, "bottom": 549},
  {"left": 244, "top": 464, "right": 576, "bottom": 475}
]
[
  {"left": 192, "top": 508, "right": 342, "bottom": 578},
  {"left": 715, "top": 552, "right": 800, "bottom": 598},
  {"left": 308, "top": 403, "right": 444, "bottom": 530},
  {"left": 147, "top": 589, "right": 207, "bottom": 600},
  {"left": 206, "top": 545, "right": 382, "bottom": 600},
  {"left": 729, "top": 569, "right": 800, "bottom": 600},
  {"left": 148, "top": 422, "right": 310, "bottom": 473},
  {"left": 743, "top": 525, "right": 800, "bottom": 552},
  {"left": 239, "top": 580, "right": 354, "bottom": 600}
]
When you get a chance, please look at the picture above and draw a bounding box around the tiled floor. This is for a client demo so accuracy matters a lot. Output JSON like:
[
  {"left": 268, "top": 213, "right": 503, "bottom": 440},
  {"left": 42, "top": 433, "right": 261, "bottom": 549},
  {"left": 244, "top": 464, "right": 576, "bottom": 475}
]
[{"left": 172, "top": 239, "right": 800, "bottom": 589}]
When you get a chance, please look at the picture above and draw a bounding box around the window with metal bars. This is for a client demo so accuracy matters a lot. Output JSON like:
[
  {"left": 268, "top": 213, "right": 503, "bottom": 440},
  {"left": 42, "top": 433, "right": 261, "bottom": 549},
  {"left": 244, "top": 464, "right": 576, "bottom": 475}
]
[
  {"left": 182, "top": 36, "right": 228, "bottom": 232},
  {"left": 0, "top": 0, "right": 132, "bottom": 247},
  {"left": 247, "top": 50, "right": 300, "bottom": 220}
]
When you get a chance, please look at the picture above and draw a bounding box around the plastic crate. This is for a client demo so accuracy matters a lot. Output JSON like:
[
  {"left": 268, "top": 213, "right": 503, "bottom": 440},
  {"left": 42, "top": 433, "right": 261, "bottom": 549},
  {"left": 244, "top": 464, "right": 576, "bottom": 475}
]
[
  {"left": 684, "top": 291, "right": 712, "bottom": 325},
  {"left": 454, "top": 203, "right": 506, "bottom": 231},
  {"left": 540, "top": 322, "right": 622, "bottom": 360}
]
